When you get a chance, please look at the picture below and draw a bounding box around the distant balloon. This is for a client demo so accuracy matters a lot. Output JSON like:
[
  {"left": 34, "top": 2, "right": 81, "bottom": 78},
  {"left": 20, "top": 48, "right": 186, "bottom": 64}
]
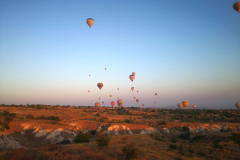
[
  {"left": 86, "top": 18, "right": 94, "bottom": 28},
  {"left": 233, "top": 2, "right": 240, "bottom": 13},
  {"left": 102, "top": 101, "right": 104, "bottom": 104},
  {"left": 136, "top": 90, "right": 139, "bottom": 93},
  {"left": 142, "top": 104, "right": 144, "bottom": 107},
  {"left": 131, "top": 87, "right": 134, "bottom": 91},
  {"left": 97, "top": 82, "right": 103, "bottom": 90},
  {"left": 155, "top": 93, "right": 157, "bottom": 96},
  {"left": 117, "top": 97, "right": 119, "bottom": 99},
  {"left": 134, "top": 96, "right": 136, "bottom": 99},
  {"left": 95, "top": 102, "right": 101, "bottom": 107},
  {"left": 182, "top": 100, "right": 189, "bottom": 109},
  {"left": 99, "top": 97, "right": 101, "bottom": 100},
  {"left": 154, "top": 101, "right": 156, "bottom": 103},
  {"left": 89, "top": 74, "right": 91, "bottom": 76},
  {"left": 235, "top": 102, "right": 240, "bottom": 109},
  {"left": 117, "top": 88, "right": 119, "bottom": 90},
  {"left": 178, "top": 103, "right": 183, "bottom": 109},
  {"left": 105, "top": 68, "right": 107, "bottom": 70},
  {"left": 193, "top": 104, "right": 196, "bottom": 109},
  {"left": 129, "top": 75, "right": 135, "bottom": 82},
  {"left": 110, "top": 95, "right": 112, "bottom": 97},
  {"left": 132, "top": 72, "right": 136, "bottom": 76},
  {"left": 136, "top": 99, "right": 139, "bottom": 103},
  {"left": 117, "top": 99, "right": 123, "bottom": 108},
  {"left": 88, "top": 90, "right": 90, "bottom": 92},
  {"left": 111, "top": 101, "right": 115, "bottom": 107}
]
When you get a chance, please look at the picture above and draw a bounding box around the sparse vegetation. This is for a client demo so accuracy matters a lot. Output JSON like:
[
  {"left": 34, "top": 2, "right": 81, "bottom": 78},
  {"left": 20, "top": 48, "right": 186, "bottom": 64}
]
[
  {"left": 95, "top": 135, "right": 110, "bottom": 147},
  {"left": 74, "top": 132, "right": 90, "bottom": 143},
  {"left": 122, "top": 143, "right": 141, "bottom": 160}
]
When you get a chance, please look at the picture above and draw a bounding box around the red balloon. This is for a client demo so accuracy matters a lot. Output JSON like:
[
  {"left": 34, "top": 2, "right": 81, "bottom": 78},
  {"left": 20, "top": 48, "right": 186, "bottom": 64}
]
[{"left": 111, "top": 101, "right": 115, "bottom": 107}]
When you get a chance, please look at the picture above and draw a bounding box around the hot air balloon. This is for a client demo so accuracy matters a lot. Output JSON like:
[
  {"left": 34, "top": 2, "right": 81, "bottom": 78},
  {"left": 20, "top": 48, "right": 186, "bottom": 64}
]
[
  {"left": 178, "top": 103, "right": 183, "bottom": 109},
  {"left": 89, "top": 74, "right": 91, "bottom": 76},
  {"left": 117, "top": 97, "right": 119, "bottom": 99},
  {"left": 86, "top": 18, "right": 94, "bottom": 28},
  {"left": 110, "top": 95, "right": 112, "bottom": 97},
  {"left": 182, "top": 100, "right": 189, "bottom": 109},
  {"left": 117, "top": 88, "right": 119, "bottom": 90},
  {"left": 97, "top": 82, "right": 103, "bottom": 90},
  {"left": 154, "top": 101, "right": 156, "bottom": 103},
  {"left": 136, "top": 99, "right": 139, "bottom": 103},
  {"left": 235, "top": 102, "right": 240, "bottom": 109},
  {"left": 111, "top": 101, "right": 115, "bottom": 107},
  {"left": 134, "top": 96, "right": 136, "bottom": 99},
  {"left": 102, "top": 101, "right": 104, "bottom": 104},
  {"left": 193, "top": 104, "right": 196, "bottom": 109},
  {"left": 131, "top": 87, "right": 134, "bottom": 91},
  {"left": 118, "top": 99, "right": 123, "bottom": 108},
  {"left": 233, "top": 1, "right": 240, "bottom": 13},
  {"left": 99, "top": 97, "right": 101, "bottom": 100},
  {"left": 88, "top": 90, "right": 90, "bottom": 92},
  {"left": 105, "top": 68, "right": 107, "bottom": 70},
  {"left": 132, "top": 72, "right": 136, "bottom": 76},
  {"left": 155, "top": 93, "right": 157, "bottom": 96},
  {"left": 95, "top": 102, "right": 101, "bottom": 107},
  {"left": 142, "top": 104, "right": 144, "bottom": 107},
  {"left": 129, "top": 75, "right": 135, "bottom": 82},
  {"left": 136, "top": 90, "right": 139, "bottom": 93}
]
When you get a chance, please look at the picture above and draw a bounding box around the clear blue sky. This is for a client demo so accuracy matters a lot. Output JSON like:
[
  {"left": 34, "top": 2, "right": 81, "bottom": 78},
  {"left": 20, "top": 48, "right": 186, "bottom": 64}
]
[{"left": 0, "top": 0, "right": 240, "bottom": 109}]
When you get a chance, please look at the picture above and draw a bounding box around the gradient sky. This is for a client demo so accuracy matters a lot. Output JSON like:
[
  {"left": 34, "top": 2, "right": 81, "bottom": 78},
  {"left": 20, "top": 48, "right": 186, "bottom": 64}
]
[{"left": 0, "top": 0, "right": 240, "bottom": 109}]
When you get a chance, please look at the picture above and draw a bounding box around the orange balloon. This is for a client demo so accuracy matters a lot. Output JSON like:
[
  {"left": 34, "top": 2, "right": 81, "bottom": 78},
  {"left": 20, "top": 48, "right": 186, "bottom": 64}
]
[
  {"left": 105, "top": 68, "right": 107, "bottom": 70},
  {"left": 134, "top": 96, "right": 136, "bottom": 99},
  {"left": 136, "top": 99, "right": 139, "bottom": 103},
  {"left": 142, "top": 104, "right": 144, "bottom": 107},
  {"left": 131, "top": 87, "right": 134, "bottom": 91},
  {"left": 99, "top": 97, "right": 101, "bottom": 100},
  {"left": 129, "top": 75, "right": 135, "bottom": 82},
  {"left": 155, "top": 93, "right": 157, "bottom": 96},
  {"left": 86, "top": 18, "right": 94, "bottom": 28},
  {"left": 97, "top": 82, "right": 103, "bottom": 90},
  {"left": 182, "top": 100, "right": 189, "bottom": 109},
  {"left": 117, "top": 99, "right": 123, "bottom": 108},
  {"left": 102, "top": 101, "right": 104, "bottom": 104},
  {"left": 110, "top": 95, "right": 112, "bottom": 97},
  {"left": 88, "top": 90, "right": 90, "bottom": 92},
  {"left": 233, "top": 2, "right": 240, "bottom": 13}
]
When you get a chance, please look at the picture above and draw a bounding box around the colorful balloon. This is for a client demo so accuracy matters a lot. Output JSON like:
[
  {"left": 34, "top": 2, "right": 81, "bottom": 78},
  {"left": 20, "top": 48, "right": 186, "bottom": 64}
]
[
  {"left": 235, "top": 102, "right": 240, "bottom": 109},
  {"left": 99, "top": 97, "right": 101, "bottom": 100},
  {"left": 88, "top": 90, "right": 90, "bottom": 92},
  {"left": 97, "top": 82, "right": 103, "bottom": 90},
  {"left": 86, "top": 18, "right": 94, "bottom": 28},
  {"left": 111, "top": 101, "right": 115, "bottom": 107},
  {"left": 117, "top": 99, "right": 123, "bottom": 108},
  {"left": 132, "top": 72, "right": 136, "bottom": 76},
  {"left": 117, "top": 97, "right": 119, "bottom": 99},
  {"left": 131, "top": 87, "right": 134, "bottom": 91},
  {"left": 117, "top": 88, "right": 119, "bottom": 90},
  {"left": 182, "top": 100, "right": 189, "bottom": 109},
  {"left": 110, "top": 95, "right": 112, "bottom": 97},
  {"left": 155, "top": 93, "right": 157, "bottom": 96},
  {"left": 233, "top": 1, "right": 240, "bottom": 13},
  {"left": 142, "top": 104, "right": 144, "bottom": 107},
  {"left": 95, "top": 102, "right": 101, "bottom": 107},
  {"left": 154, "top": 101, "right": 156, "bottom": 103},
  {"left": 134, "top": 96, "right": 136, "bottom": 99},
  {"left": 136, "top": 99, "right": 139, "bottom": 103},
  {"left": 89, "top": 74, "right": 91, "bottom": 76},
  {"left": 129, "top": 75, "right": 135, "bottom": 82},
  {"left": 102, "top": 101, "right": 104, "bottom": 104},
  {"left": 193, "top": 104, "right": 196, "bottom": 109},
  {"left": 136, "top": 90, "right": 139, "bottom": 93},
  {"left": 105, "top": 68, "right": 107, "bottom": 70},
  {"left": 178, "top": 103, "right": 183, "bottom": 109}
]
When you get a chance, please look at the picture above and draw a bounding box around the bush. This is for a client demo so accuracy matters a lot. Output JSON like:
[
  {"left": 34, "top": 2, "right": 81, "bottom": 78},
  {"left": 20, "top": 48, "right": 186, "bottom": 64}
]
[
  {"left": 213, "top": 140, "right": 223, "bottom": 148},
  {"left": 122, "top": 143, "right": 141, "bottom": 160},
  {"left": 124, "top": 119, "right": 131, "bottom": 123},
  {"left": 179, "top": 132, "right": 190, "bottom": 140},
  {"left": 74, "top": 132, "right": 90, "bottom": 143},
  {"left": 171, "top": 137, "right": 178, "bottom": 143},
  {"left": 26, "top": 114, "right": 34, "bottom": 119},
  {"left": 95, "top": 135, "right": 110, "bottom": 147},
  {"left": 2, "top": 122, "right": 10, "bottom": 130},
  {"left": 4, "top": 116, "right": 13, "bottom": 123},
  {"left": 231, "top": 133, "right": 240, "bottom": 147},
  {"left": 182, "top": 126, "right": 189, "bottom": 132},
  {"left": 169, "top": 144, "right": 177, "bottom": 149},
  {"left": 10, "top": 113, "right": 17, "bottom": 118},
  {"left": 91, "top": 130, "right": 97, "bottom": 136},
  {"left": 2, "top": 110, "right": 10, "bottom": 116}
]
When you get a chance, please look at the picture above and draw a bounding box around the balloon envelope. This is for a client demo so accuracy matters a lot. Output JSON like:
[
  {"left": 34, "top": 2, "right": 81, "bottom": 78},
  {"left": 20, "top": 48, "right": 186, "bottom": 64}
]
[
  {"left": 178, "top": 103, "right": 183, "bottom": 109},
  {"left": 111, "top": 101, "right": 115, "bottom": 107},
  {"left": 136, "top": 99, "right": 139, "bottom": 103},
  {"left": 97, "top": 82, "right": 103, "bottom": 90},
  {"left": 182, "top": 101, "right": 189, "bottom": 109},
  {"left": 132, "top": 72, "right": 136, "bottom": 76},
  {"left": 95, "top": 102, "right": 101, "bottom": 107},
  {"left": 235, "top": 102, "right": 240, "bottom": 109},
  {"left": 102, "top": 101, "right": 104, "bottom": 104},
  {"left": 129, "top": 75, "right": 135, "bottom": 82},
  {"left": 117, "top": 99, "right": 123, "bottom": 108},
  {"left": 88, "top": 90, "right": 90, "bottom": 92},
  {"left": 131, "top": 87, "right": 134, "bottom": 91},
  {"left": 105, "top": 68, "right": 107, "bottom": 70},
  {"left": 155, "top": 93, "right": 157, "bottom": 96},
  {"left": 110, "top": 95, "right": 112, "bottom": 97},
  {"left": 134, "top": 96, "right": 136, "bottom": 99},
  {"left": 99, "top": 97, "right": 101, "bottom": 100},
  {"left": 233, "top": 2, "right": 240, "bottom": 13},
  {"left": 86, "top": 18, "right": 94, "bottom": 28},
  {"left": 193, "top": 104, "right": 196, "bottom": 109}
]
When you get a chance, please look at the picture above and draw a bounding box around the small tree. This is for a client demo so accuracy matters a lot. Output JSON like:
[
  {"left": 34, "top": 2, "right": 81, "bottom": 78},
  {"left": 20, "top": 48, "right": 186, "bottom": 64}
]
[
  {"left": 231, "top": 133, "right": 240, "bottom": 147},
  {"left": 91, "top": 130, "right": 97, "bottom": 136},
  {"left": 74, "top": 132, "right": 90, "bottom": 143},
  {"left": 122, "top": 143, "right": 141, "bottom": 160},
  {"left": 95, "top": 135, "right": 110, "bottom": 147}
]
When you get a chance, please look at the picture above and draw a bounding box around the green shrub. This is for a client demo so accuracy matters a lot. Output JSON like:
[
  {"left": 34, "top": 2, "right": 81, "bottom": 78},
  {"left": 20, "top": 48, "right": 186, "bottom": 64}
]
[
  {"left": 95, "top": 135, "right": 110, "bottom": 147},
  {"left": 10, "top": 113, "right": 17, "bottom": 118},
  {"left": 213, "top": 140, "right": 223, "bottom": 148},
  {"left": 74, "top": 132, "right": 90, "bottom": 143},
  {"left": 169, "top": 144, "right": 177, "bottom": 149},
  {"left": 124, "top": 119, "right": 131, "bottom": 123},
  {"left": 2, "top": 122, "right": 10, "bottom": 130},
  {"left": 182, "top": 126, "right": 189, "bottom": 132},
  {"left": 231, "top": 133, "right": 240, "bottom": 146},
  {"left": 91, "top": 130, "right": 97, "bottom": 136},
  {"left": 4, "top": 116, "right": 13, "bottom": 123},
  {"left": 2, "top": 110, "right": 10, "bottom": 116},
  {"left": 26, "top": 114, "right": 34, "bottom": 119},
  {"left": 122, "top": 143, "right": 141, "bottom": 160},
  {"left": 179, "top": 132, "right": 190, "bottom": 140},
  {"left": 171, "top": 137, "right": 178, "bottom": 143}
]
